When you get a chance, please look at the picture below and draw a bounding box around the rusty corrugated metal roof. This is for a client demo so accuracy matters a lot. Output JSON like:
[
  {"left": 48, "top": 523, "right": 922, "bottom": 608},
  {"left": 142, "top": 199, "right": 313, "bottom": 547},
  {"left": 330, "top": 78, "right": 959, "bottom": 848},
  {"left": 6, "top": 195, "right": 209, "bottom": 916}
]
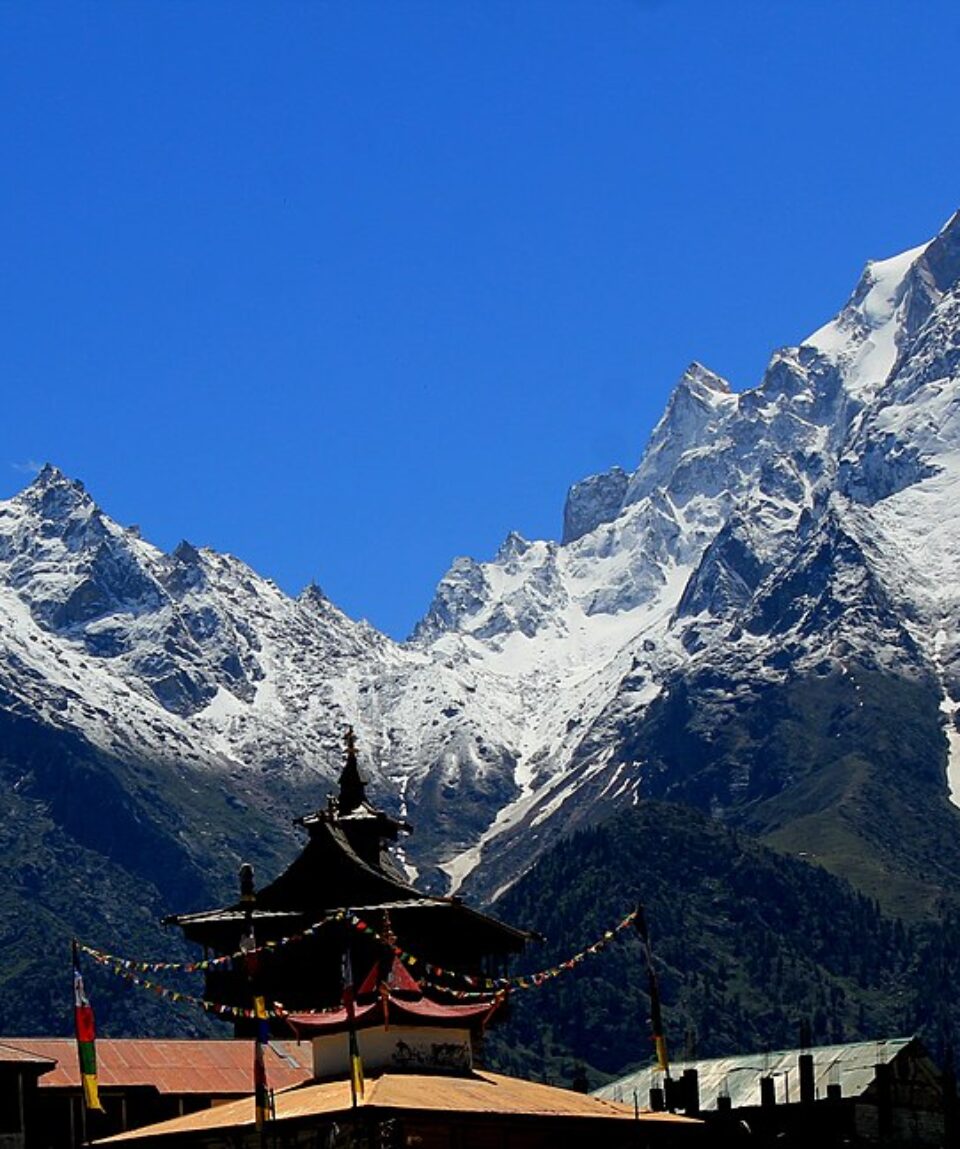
[
  {"left": 2, "top": 1039, "right": 311, "bottom": 1095},
  {"left": 0, "top": 1042, "right": 57, "bottom": 1068},
  {"left": 96, "top": 1069, "right": 700, "bottom": 1143}
]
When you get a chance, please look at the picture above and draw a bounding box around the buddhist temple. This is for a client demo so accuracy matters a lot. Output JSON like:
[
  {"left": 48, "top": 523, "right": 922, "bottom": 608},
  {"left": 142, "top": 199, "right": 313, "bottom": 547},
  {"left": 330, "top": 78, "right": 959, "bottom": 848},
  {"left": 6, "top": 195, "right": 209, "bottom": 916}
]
[
  {"left": 167, "top": 729, "right": 531, "bottom": 1028},
  {"left": 84, "top": 729, "right": 706, "bottom": 1147}
]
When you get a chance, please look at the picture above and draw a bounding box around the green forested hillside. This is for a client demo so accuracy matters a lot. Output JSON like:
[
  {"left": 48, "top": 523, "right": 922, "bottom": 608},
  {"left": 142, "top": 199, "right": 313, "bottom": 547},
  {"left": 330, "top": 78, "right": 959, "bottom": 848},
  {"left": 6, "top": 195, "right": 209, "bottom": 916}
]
[
  {"left": 486, "top": 802, "right": 958, "bottom": 1088},
  {"left": 0, "top": 705, "right": 292, "bottom": 1037},
  {"left": 610, "top": 668, "right": 960, "bottom": 922}
]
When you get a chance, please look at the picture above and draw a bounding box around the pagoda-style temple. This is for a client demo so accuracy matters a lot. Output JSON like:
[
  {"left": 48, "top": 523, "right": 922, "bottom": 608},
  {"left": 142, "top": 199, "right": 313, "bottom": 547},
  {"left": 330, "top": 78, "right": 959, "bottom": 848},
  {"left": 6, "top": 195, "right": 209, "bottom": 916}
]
[
  {"left": 167, "top": 730, "right": 532, "bottom": 1031},
  {"left": 97, "top": 732, "right": 705, "bottom": 1148}
]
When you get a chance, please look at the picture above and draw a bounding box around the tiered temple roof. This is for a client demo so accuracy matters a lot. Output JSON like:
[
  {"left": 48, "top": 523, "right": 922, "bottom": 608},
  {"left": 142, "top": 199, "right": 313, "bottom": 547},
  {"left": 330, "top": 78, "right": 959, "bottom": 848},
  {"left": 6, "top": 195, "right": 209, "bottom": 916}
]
[{"left": 167, "top": 730, "right": 530, "bottom": 1019}]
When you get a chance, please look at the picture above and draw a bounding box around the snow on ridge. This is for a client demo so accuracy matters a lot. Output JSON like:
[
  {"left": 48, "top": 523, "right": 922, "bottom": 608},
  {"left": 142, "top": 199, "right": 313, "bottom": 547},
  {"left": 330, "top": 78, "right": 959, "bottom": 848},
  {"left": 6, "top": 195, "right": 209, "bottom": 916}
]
[
  {"left": 0, "top": 468, "right": 406, "bottom": 792},
  {"left": 805, "top": 240, "right": 932, "bottom": 398}
]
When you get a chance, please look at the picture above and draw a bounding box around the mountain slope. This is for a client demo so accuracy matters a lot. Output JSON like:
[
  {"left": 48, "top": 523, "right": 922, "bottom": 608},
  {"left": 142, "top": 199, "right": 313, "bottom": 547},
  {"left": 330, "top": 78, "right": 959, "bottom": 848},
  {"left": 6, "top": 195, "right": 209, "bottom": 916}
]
[
  {"left": 412, "top": 210, "right": 960, "bottom": 912},
  {"left": 487, "top": 804, "right": 956, "bottom": 1086}
]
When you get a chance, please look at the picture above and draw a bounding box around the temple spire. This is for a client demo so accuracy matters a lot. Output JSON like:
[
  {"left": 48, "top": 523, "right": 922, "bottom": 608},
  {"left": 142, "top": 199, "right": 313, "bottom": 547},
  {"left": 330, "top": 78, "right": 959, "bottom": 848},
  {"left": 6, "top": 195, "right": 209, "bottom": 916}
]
[{"left": 337, "top": 726, "right": 367, "bottom": 815}]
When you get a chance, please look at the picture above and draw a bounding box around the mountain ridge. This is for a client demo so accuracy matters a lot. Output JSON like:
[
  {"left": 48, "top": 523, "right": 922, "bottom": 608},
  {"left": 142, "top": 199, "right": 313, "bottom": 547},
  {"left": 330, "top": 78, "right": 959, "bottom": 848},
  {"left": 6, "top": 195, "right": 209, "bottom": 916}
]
[{"left": 2, "top": 210, "right": 960, "bottom": 965}]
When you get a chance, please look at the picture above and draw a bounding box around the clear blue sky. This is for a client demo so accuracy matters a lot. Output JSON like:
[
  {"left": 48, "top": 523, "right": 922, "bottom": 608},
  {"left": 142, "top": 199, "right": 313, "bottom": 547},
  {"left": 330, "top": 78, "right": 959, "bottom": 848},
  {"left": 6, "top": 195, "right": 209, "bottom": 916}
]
[{"left": 1, "top": 2, "right": 958, "bottom": 638}]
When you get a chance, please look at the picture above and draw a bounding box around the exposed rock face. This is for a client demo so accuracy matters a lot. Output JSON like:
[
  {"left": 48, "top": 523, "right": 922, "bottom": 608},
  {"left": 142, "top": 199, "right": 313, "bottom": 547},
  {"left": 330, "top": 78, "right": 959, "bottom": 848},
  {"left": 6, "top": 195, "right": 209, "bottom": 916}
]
[{"left": 562, "top": 467, "right": 629, "bottom": 545}]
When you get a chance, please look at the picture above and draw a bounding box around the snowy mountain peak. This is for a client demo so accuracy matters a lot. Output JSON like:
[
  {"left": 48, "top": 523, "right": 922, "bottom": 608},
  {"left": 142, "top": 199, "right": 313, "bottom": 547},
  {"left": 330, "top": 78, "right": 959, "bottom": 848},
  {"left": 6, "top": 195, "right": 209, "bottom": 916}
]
[
  {"left": 496, "top": 531, "right": 534, "bottom": 563},
  {"left": 802, "top": 225, "right": 951, "bottom": 402},
  {"left": 32, "top": 461, "right": 82, "bottom": 490},
  {"left": 410, "top": 555, "right": 489, "bottom": 643},
  {"left": 16, "top": 462, "right": 95, "bottom": 522},
  {"left": 401, "top": 210, "right": 960, "bottom": 897},
  {"left": 561, "top": 364, "right": 734, "bottom": 545},
  {"left": 623, "top": 362, "right": 736, "bottom": 507},
  {"left": 679, "top": 360, "right": 733, "bottom": 400}
]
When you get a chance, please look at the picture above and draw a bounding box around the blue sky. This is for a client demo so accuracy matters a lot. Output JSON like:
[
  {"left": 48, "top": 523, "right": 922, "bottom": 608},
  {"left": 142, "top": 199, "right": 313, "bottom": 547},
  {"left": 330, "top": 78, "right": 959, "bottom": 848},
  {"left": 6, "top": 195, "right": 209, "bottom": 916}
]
[{"left": 1, "top": 2, "right": 958, "bottom": 638}]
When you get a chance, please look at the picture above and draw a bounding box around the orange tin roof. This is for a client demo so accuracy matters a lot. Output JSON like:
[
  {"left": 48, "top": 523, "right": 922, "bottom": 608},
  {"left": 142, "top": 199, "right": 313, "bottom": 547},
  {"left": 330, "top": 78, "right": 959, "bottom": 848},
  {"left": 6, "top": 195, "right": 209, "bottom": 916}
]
[
  {"left": 96, "top": 1069, "right": 700, "bottom": 1143},
  {"left": 2, "top": 1039, "right": 311, "bottom": 1096},
  {"left": 0, "top": 1042, "right": 57, "bottom": 1069}
]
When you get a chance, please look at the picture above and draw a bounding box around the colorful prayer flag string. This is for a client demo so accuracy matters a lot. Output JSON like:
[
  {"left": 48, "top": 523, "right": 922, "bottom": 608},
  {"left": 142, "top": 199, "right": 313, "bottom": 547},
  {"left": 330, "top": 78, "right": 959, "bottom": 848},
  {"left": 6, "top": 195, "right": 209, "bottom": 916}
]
[
  {"left": 77, "top": 912, "right": 346, "bottom": 973},
  {"left": 83, "top": 953, "right": 294, "bottom": 1019},
  {"left": 341, "top": 908, "right": 639, "bottom": 993},
  {"left": 77, "top": 907, "right": 639, "bottom": 1010}
]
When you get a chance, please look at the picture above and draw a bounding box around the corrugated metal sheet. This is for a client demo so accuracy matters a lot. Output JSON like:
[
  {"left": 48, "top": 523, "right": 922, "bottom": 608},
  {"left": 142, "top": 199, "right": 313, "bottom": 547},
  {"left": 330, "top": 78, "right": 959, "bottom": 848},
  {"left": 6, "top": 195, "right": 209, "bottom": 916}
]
[
  {"left": 0, "top": 1042, "right": 57, "bottom": 1068},
  {"left": 96, "top": 1069, "right": 698, "bottom": 1143},
  {"left": 593, "top": 1037, "right": 916, "bottom": 1111},
  {"left": 2, "top": 1039, "right": 311, "bottom": 1095},
  {"left": 369, "top": 1071, "right": 645, "bottom": 1117}
]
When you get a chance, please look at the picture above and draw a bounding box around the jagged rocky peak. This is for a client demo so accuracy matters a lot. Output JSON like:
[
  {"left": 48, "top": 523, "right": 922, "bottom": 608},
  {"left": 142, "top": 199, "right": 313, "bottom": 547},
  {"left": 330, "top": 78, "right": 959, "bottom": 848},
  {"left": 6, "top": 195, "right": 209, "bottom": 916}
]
[
  {"left": 919, "top": 208, "right": 960, "bottom": 296},
  {"left": 1, "top": 212, "right": 959, "bottom": 927},
  {"left": 296, "top": 580, "right": 373, "bottom": 640},
  {"left": 800, "top": 219, "right": 960, "bottom": 403},
  {"left": 558, "top": 363, "right": 737, "bottom": 545},
  {"left": 648, "top": 360, "right": 734, "bottom": 426},
  {"left": 496, "top": 530, "right": 534, "bottom": 563},
  {"left": 410, "top": 555, "right": 489, "bottom": 642},
  {"left": 0, "top": 466, "right": 154, "bottom": 625},
  {"left": 298, "top": 581, "right": 330, "bottom": 608},
  {"left": 624, "top": 362, "right": 736, "bottom": 507},
  {"left": 677, "top": 359, "right": 733, "bottom": 400},
  {"left": 159, "top": 539, "right": 208, "bottom": 595},
  {"left": 14, "top": 463, "right": 97, "bottom": 528},
  {"left": 561, "top": 466, "right": 629, "bottom": 545},
  {"left": 172, "top": 539, "right": 202, "bottom": 565},
  {"left": 30, "top": 461, "right": 88, "bottom": 496}
]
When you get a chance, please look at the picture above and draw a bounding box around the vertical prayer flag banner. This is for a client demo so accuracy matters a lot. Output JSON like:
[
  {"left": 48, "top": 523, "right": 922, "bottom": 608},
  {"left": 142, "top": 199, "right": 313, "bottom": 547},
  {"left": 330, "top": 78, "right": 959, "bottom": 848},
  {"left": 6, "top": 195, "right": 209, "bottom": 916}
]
[
  {"left": 654, "top": 1034, "right": 669, "bottom": 1074},
  {"left": 72, "top": 941, "right": 104, "bottom": 1112},
  {"left": 341, "top": 948, "right": 365, "bottom": 1105},
  {"left": 253, "top": 995, "right": 271, "bottom": 1130},
  {"left": 634, "top": 905, "right": 670, "bottom": 1074}
]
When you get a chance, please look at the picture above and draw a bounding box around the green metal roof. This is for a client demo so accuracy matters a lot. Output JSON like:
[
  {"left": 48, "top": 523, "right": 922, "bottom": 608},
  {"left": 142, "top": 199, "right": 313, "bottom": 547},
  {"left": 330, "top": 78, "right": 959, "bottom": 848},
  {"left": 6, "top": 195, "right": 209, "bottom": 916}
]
[{"left": 593, "top": 1037, "right": 920, "bottom": 1111}]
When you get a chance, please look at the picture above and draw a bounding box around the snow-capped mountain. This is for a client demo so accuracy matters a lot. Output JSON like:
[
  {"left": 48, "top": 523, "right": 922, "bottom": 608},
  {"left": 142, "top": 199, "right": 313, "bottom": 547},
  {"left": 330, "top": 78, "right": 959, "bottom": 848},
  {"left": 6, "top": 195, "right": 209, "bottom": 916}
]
[
  {"left": 0, "top": 466, "right": 404, "bottom": 793},
  {"left": 3, "top": 210, "right": 960, "bottom": 943},
  {"left": 400, "top": 208, "right": 960, "bottom": 909}
]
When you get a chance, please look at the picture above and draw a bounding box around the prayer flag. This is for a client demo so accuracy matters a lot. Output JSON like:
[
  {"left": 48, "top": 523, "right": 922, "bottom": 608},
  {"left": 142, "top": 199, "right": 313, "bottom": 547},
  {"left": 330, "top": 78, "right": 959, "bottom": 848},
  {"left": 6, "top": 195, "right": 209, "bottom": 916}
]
[
  {"left": 342, "top": 948, "right": 365, "bottom": 1105},
  {"left": 635, "top": 905, "right": 670, "bottom": 1074},
  {"left": 253, "top": 995, "right": 272, "bottom": 1130},
  {"left": 72, "top": 942, "right": 104, "bottom": 1112}
]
